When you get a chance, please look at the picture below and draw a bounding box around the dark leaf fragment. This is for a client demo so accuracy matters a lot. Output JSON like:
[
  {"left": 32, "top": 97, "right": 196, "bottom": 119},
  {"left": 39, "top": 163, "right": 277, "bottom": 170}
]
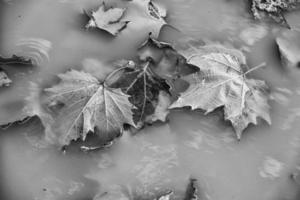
[{"left": 110, "top": 61, "right": 171, "bottom": 126}]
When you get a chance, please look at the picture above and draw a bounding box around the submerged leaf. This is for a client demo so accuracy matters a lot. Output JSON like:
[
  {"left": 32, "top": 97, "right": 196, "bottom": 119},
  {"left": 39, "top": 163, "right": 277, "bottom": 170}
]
[
  {"left": 110, "top": 61, "right": 171, "bottom": 126},
  {"left": 138, "top": 35, "right": 198, "bottom": 96},
  {"left": 138, "top": 35, "right": 192, "bottom": 79},
  {"left": 45, "top": 70, "right": 135, "bottom": 146},
  {"left": 250, "top": 0, "right": 300, "bottom": 28},
  {"left": 184, "top": 179, "right": 199, "bottom": 200},
  {"left": 86, "top": 2, "right": 128, "bottom": 36},
  {"left": 170, "top": 45, "right": 271, "bottom": 139}
]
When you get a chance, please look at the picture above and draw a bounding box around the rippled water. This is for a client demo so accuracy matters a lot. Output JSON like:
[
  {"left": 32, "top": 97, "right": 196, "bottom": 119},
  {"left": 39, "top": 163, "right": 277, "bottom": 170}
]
[{"left": 1, "top": 0, "right": 300, "bottom": 200}]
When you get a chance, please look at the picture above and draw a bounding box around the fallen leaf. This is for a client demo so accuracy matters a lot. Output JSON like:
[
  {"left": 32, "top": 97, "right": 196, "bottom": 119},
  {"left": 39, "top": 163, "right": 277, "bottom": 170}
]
[
  {"left": 44, "top": 69, "right": 136, "bottom": 146},
  {"left": 86, "top": 2, "right": 128, "bottom": 36},
  {"left": 250, "top": 0, "right": 300, "bottom": 28},
  {"left": 170, "top": 45, "right": 271, "bottom": 139},
  {"left": 276, "top": 29, "right": 300, "bottom": 71},
  {"left": 0, "top": 68, "right": 12, "bottom": 87},
  {"left": 110, "top": 61, "right": 171, "bottom": 126}
]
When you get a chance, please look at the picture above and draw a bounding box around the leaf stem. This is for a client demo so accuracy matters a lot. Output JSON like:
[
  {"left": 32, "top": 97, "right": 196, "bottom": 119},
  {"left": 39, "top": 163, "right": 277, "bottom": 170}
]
[
  {"left": 244, "top": 62, "right": 266, "bottom": 75},
  {"left": 103, "top": 63, "right": 132, "bottom": 87}
]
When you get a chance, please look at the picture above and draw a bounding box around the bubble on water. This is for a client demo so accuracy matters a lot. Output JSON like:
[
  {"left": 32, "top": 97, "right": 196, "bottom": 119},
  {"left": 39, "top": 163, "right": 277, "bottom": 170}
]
[
  {"left": 239, "top": 24, "right": 268, "bottom": 46},
  {"left": 270, "top": 87, "right": 292, "bottom": 106},
  {"left": 259, "top": 157, "right": 284, "bottom": 180},
  {"left": 132, "top": 144, "right": 178, "bottom": 193},
  {"left": 281, "top": 108, "right": 300, "bottom": 131}
]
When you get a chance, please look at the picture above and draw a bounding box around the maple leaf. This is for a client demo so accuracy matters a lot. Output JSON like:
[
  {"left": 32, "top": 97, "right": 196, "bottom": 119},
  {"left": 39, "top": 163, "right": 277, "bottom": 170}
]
[
  {"left": 250, "top": 0, "right": 300, "bottom": 28},
  {"left": 110, "top": 61, "right": 171, "bottom": 126},
  {"left": 86, "top": 2, "right": 128, "bottom": 36},
  {"left": 44, "top": 69, "right": 136, "bottom": 146},
  {"left": 170, "top": 45, "right": 271, "bottom": 139},
  {"left": 0, "top": 68, "right": 12, "bottom": 87}
]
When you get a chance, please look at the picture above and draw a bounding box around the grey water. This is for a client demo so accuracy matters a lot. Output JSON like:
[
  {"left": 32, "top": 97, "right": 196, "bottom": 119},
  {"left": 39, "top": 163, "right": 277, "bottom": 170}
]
[{"left": 1, "top": 0, "right": 300, "bottom": 200}]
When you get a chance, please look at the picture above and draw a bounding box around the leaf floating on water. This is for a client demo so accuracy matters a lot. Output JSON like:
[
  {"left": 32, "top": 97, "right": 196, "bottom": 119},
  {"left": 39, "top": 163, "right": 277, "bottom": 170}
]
[
  {"left": 110, "top": 61, "right": 171, "bottom": 126},
  {"left": 250, "top": 0, "right": 300, "bottom": 28},
  {"left": 45, "top": 69, "right": 136, "bottom": 146},
  {"left": 86, "top": 2, "right": 128, "bottom": 36},
  {"left": 170, "top": 45, "right": 271, "bottom": 139},
  {"left": 276, "top": 30, "right": 300, "bottom": 71},
  {"left": 0, "top": 68, "right": 12, "bottom": 87}
]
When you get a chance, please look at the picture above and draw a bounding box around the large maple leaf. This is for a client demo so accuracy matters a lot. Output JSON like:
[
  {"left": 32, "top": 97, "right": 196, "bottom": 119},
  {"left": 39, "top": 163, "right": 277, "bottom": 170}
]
[
  {"left": 45, "top": 70, "right": 136, "bottom": 146},
  {"left": 170, "top": 45, "right": 271, "bottom": 139}
]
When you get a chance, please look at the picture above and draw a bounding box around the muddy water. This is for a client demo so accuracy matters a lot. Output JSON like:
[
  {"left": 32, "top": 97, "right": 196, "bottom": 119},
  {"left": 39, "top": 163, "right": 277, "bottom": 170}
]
[{"left": 1, "top": 0, "right": 300, "bottom": 200}]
